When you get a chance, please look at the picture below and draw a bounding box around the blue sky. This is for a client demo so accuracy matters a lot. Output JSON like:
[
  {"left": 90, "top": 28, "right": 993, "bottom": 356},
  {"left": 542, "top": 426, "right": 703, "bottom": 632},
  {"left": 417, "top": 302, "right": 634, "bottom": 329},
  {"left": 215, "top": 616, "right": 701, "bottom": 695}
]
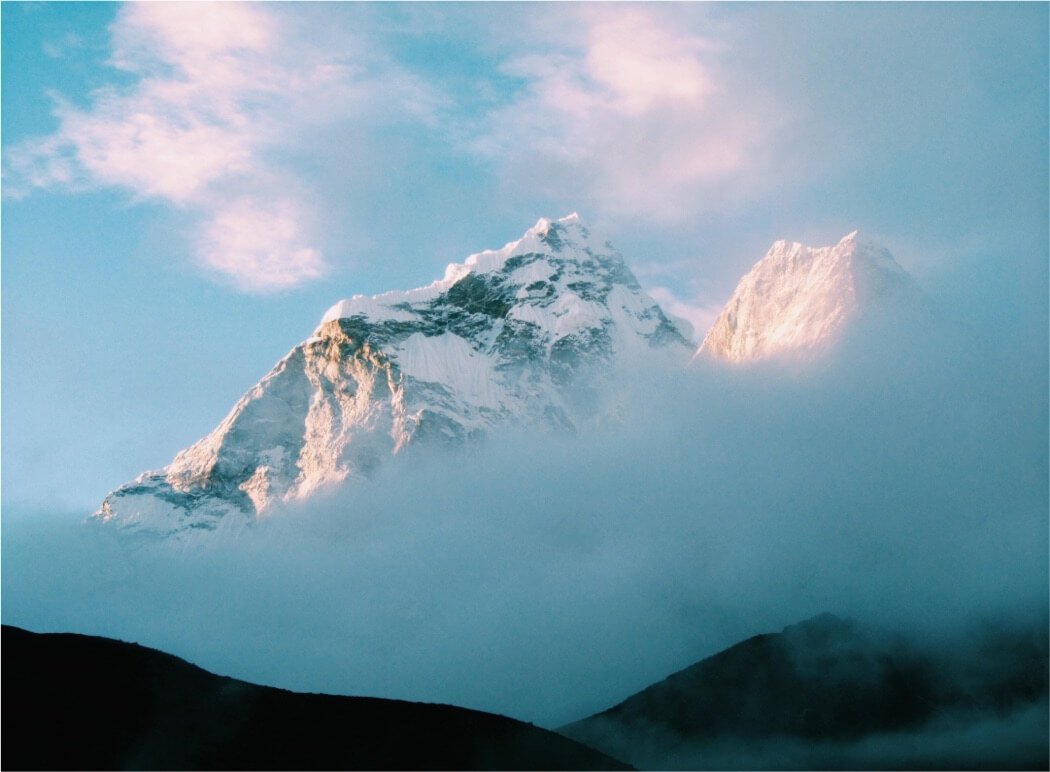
[{"left": 2, "top": 2, "right": 1047, "bottom": 511}]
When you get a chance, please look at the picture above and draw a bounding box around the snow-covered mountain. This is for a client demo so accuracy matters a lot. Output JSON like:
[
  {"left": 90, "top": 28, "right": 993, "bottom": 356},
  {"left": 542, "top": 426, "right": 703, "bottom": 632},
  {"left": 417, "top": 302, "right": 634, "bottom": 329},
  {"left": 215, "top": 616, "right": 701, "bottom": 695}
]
[
  {"left": 95, "top": 214, "right": 692, "bottom": 534},
  {"left": 695, "top": 231, "right": 920, "bottom": 363}
]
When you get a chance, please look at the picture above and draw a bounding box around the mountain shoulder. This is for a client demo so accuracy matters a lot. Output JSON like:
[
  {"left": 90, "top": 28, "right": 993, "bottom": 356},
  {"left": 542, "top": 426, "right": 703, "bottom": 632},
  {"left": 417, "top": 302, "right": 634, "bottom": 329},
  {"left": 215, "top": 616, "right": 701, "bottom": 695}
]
[{"left": 2, "top": 624, "right": 630, "bottom": 771}]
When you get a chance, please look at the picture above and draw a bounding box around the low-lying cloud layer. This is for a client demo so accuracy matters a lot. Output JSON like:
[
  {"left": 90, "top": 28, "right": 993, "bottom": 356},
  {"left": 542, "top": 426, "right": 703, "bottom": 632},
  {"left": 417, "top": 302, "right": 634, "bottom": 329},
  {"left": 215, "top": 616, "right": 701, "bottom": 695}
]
[
  {"left": 4, "top": 318, "right": 1045, "bottom": 737},
  {"left": 602, "top": 700, "right": 1050, "bottom": 771}
]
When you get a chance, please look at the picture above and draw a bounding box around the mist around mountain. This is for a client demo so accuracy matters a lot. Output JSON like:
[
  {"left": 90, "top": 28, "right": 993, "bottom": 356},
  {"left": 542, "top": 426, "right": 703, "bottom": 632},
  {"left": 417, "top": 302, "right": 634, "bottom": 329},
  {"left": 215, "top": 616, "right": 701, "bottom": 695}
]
[
  {"left": 2, "top": 625, "right": 628, "bottom": 771},
  {"left": 91, "top": 220, "right": 948, "bottom": 538},
  {"left": 2, "top": 220, "right": 1045, "bottom": 768},
  {"left": 94, "top": 215, "right": 690, "bottom": 536},
  {"left": 562, "top": 613, "right": 1049, "bottom": 770},
  {"left": 8, "top": 614, "right": 1044, "bottom": 771}
]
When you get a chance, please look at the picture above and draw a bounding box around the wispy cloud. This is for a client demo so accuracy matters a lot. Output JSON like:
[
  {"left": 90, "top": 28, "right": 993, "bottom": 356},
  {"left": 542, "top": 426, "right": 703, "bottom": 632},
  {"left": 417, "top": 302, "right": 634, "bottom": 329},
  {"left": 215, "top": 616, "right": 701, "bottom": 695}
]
[
  {"left": 6, "top": 4, "right": 787, "bottom": 290},
  {"left": 41, "top": 31, "right": 83, "bottom": 60},
  {"left": 645, "top": 286, "right": 722, "bottom": 342},
  {"left": 473, "top": 7, "right": 788, "bottom": 222},
  {"left": 3, "top": 3, "right": 432, "bottom": 293}
]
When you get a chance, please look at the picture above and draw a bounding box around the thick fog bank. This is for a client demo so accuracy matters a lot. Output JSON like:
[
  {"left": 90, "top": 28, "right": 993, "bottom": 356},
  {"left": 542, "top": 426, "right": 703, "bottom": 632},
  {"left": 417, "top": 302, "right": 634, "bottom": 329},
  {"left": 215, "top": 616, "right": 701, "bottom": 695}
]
[
  {"left": 3, "top": 322, "right": 1046, "bottom": 728},
  {"left": 598, "top": 699, "right": 1049, "bottom": 771}
]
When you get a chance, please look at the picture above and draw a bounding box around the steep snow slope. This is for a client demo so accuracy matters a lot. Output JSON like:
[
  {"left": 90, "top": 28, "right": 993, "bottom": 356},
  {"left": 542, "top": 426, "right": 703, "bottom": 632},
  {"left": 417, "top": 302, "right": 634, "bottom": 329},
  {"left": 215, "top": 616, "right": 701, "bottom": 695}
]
[
  {"left": 696, "top": 231, "right": 919, "bottom": 363},
  {"left": 96, "top": 215, "right": 691, "bottom": 534}
]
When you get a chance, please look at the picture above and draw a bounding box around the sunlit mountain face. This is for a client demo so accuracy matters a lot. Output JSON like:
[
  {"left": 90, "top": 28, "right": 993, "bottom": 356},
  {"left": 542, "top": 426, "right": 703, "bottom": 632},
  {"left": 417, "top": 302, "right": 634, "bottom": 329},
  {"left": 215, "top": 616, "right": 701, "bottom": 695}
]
[
  {"left": 696, "top": 231, "right": 924, "bottom": 364},
  {"left": 95, "top": 214, "right": 694, "bottom": 535}
]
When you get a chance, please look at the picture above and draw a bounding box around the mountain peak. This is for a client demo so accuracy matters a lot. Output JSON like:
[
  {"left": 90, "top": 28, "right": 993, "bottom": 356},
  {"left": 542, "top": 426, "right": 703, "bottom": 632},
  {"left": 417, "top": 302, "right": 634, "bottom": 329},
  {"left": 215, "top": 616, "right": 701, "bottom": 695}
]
[
  {"left": 322, "top": 214, "right": 595, "bottom": 328},
  {"left": 696, "top": 232, "right": 917, "bottom": 364},
  {"left": 97, "top": 215, "right": 689, "bottom": 536},
  {"left": 530, "top": 212, "right": 582, "bottom": 235}
]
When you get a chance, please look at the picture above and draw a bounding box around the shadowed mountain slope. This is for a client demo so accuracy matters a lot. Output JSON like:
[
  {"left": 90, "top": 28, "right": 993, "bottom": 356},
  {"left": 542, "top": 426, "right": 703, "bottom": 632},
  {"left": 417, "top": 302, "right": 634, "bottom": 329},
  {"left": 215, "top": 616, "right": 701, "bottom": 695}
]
[
  {"left": 2, "top": 625, "right": 629, "bottom": 771},
  {"left": 562, "top": 614, "right": 1048, "bottom": 770}
]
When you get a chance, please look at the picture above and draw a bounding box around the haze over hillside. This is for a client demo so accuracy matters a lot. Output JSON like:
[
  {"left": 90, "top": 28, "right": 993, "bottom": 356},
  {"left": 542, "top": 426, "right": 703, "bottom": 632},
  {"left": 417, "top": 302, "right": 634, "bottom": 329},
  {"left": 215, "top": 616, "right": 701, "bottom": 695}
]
[
  {"left": 3, "top": 625, "right": 629, "bottom": 771},
  {"left": 563, "top": 614, "right": 1049, "bottom": 770}
]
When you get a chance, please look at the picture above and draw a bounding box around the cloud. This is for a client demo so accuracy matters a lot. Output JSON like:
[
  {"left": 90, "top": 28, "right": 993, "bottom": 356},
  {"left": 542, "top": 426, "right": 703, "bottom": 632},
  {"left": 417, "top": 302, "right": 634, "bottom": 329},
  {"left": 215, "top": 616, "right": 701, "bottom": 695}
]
[
  {"left": 3, "top": 3, "right": 436, "bottom": 293},
  {"left": 592, "top": 701, "right": 1050, "bottom": 771},
  {"left": 197, "top": 198, "right": 326, "bottom": 293},
  {"left": 108, "top": 1, "right": 276, "bottom": 78},
  {"left": 41, "top": 32, "right": 83, "bottom": 60},
  {"left": 582, "top": 11, "right": 714, "bottom": 115},
  {"left": 645, "top": 286, "right": 722, "bottom": 342},
  {"left": 49, "top": 92, "right": 254, "bottom": 203},
  {"left": 3, "top": 320, "right": 1045, "bottom": 729},
  {"left": 473, "top": 7, "right": 787, "bottom": 222}
]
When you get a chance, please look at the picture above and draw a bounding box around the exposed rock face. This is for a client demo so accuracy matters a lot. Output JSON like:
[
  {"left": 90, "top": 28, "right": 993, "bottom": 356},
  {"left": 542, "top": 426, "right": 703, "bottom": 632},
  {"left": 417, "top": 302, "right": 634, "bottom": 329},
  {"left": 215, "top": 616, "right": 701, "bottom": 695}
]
[
  {"left": 96, "top": 214, "right": 691, "bottom": 534},
  {"left": 696, "top": 231, "right": 919, "bottom": 363}
]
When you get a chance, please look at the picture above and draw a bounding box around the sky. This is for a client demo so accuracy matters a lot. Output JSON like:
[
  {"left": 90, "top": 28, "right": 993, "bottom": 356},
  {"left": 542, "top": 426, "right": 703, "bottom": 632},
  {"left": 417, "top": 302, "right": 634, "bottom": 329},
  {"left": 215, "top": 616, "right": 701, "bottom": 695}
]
[{"left": 2, "top": 2, "right": 1048, "bottom": 511}]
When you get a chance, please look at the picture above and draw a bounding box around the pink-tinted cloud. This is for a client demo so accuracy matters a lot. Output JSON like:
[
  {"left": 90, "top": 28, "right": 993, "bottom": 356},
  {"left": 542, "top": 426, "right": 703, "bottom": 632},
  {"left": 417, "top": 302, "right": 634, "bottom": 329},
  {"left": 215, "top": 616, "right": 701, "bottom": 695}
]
[
  {"left": 52, "top": 94, "right": 255, "bottom": 203},
  {"left": 3, "top": 3, "right": 435, "bottom": 293},
  {"left": 583, "top": 10, "right": 714, "bottom": 115},
  {"left": 476, "top": 7, "right": 788, "bottom": 222},
  {"left": 4, "top": 4, "right": 320, "bottom": 290},
  {"left": 198, "top": 198, "right": 326, "bottom": 293}
]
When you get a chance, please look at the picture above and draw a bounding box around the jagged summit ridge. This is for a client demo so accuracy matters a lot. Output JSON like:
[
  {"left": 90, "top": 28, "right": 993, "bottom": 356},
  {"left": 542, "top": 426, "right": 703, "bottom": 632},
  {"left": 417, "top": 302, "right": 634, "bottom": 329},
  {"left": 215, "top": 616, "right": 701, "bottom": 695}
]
[
  {"left": 96, "top": 215, "right": 691, "bottom": 535},
  {"left": 319, "top": 214, "right": 591, "bottom": 326},
  {"left": 696, "top": 231, "right": 918, "bottom": 363},
  {"left": 310, "top": 213, "right": 691, "bottom": 411}
]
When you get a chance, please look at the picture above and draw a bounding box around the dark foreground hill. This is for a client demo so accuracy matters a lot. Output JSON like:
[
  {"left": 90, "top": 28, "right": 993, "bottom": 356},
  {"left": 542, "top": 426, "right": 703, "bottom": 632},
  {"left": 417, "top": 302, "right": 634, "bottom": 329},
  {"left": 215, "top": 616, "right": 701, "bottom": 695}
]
[
  {"left": 1, "top": 625, "right": 629, "bottom": 771},
  {"left": 562, "top": 613, "right": 1049, "bottom": 770}
]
